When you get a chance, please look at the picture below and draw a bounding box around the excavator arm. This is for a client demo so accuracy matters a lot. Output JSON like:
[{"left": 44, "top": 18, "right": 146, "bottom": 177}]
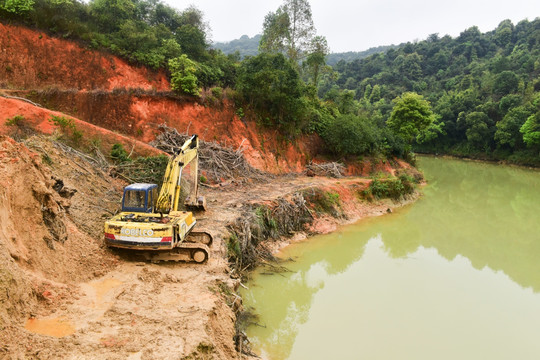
[{"left": 155, "top": 135, "right": 202, "bottom": 213}]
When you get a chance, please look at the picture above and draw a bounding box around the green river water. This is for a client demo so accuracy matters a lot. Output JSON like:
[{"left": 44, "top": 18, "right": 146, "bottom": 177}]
[{"left": 242, "top": 157, "right": 540, "bottom": 360}]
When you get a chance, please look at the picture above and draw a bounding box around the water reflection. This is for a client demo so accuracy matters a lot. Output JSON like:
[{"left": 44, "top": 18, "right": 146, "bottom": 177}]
[{"left": 244, "top": 157, "right": 540, "bottom": 360}]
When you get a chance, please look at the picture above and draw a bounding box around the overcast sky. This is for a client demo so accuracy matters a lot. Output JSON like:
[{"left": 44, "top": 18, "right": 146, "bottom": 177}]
[{"left": 164, "top": 0, "right": 540, "bottom": 53}]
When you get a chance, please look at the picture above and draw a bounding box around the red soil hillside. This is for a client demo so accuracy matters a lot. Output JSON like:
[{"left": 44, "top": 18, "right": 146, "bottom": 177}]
[
  {"left": 0, "top": 23, "right": 401, "bottom": 175},
  {"left": 0, "top": 23, "right": 169, "bottom": 91},
  {"left": 0, "top": 97, "right": 163, "bottom": 157},
  {"left": 0, "top": 136, "right": 118, "bottom": 330},
  {"left": 0, "top": 23, "right": 319, "bottom": 173},
  {"left": 21, "top": 90, "right": 320, "bottom": 173}
]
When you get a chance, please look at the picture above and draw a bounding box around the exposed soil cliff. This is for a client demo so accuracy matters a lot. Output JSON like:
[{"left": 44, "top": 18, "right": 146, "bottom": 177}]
[
  {"left": 0, "top": 23, "right": 169, "bottom": 91},
  {"left": 22, "top": 90, "right": 321, "bottom": 173}
]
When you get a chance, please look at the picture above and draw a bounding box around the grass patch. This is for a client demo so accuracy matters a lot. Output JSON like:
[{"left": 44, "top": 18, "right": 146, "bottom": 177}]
[
  {"left": 5, "top": 114, "right": 24, "bottom": 127},
  {"left": 302, "top": 188, "right": 341, "bottom": 216},
  {"left": 363, "top": 173, "right": 417, "bottom": 200},
  {"left": 49, "top": 115, "right": 83, "bottom": 145}
]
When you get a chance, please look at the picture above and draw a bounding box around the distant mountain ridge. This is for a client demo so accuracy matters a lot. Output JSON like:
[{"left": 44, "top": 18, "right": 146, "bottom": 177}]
[
  {"left": 212, "top": 35, "right": 394, "bottom": 64},
  {"left": 326, "top": 45, "right": 397, "bottom": 66},
  {"left": 212, "top": 34, "right": 261, "bottom": 58}
]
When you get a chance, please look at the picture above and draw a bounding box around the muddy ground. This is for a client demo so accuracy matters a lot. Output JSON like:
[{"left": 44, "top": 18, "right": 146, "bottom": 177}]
[{"left": 0, "top": 135, "right": 416, "bottom": 360}]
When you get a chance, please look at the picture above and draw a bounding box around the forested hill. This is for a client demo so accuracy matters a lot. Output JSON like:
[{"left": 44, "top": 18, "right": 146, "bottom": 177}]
[
  {"left": 213, "top": 34, "right": 261, "bottom": 58},
  {"left": 326, "top": 45, "right": 396, "bottom": 66},
  {"left": 213, "top": 35, "right": 394, "bottom": 64},
  {"left": 327, "top": 19, "right": 540, "bottom": 164},
  {"left": 2, "top": 0, "right": 540, "bottom": 167}
]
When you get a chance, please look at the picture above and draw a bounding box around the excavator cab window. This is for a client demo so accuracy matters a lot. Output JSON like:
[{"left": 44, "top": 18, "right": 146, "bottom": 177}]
[
  {"left": 121, "top": 183, "right": 158, "bottom": 213},
  {"left": 123, "top": 190, "right": 146, "bottom": 209}
]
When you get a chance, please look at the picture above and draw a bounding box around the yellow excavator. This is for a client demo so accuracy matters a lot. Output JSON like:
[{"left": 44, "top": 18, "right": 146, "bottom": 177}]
[{"left": 104, "top": 135, "right": 212, "bottom": 263}]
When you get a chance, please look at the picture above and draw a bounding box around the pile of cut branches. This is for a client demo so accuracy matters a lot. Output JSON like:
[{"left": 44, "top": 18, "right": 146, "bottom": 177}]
[
  {"left": 110, "top": 154, "right": 169, "bottom": 186},
  {"left": 226, "top": 193, "right": 313, "bottom": 273},
  {"left": 304, "top": 161, "right": 345, "bottom": 178},
  {"left": 151, "top": 124, "right": 267, "bottom": 183}
]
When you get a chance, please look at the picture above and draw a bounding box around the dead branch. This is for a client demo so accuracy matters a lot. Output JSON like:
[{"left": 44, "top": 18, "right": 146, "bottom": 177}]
[
  {"left": 0, "top": 93, "right": 42, "bottom": 108},
  {"left": 150, "top": 124, "right": 269, "bottom": 184},
  {"left": 304, "top": 161, "right": 345, "bottom": 178}
]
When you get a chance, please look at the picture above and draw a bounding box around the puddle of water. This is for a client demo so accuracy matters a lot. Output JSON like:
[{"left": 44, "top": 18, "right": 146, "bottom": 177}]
[
  {"left": 90, "top": 278, "right": 123, "bottom": 303},
  {"left": 25, "top": 317, "right": 76, "bottom": 338}
]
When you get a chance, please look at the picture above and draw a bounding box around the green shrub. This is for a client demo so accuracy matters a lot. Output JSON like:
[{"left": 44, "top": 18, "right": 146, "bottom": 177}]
[
  {"left": 226, "top": 233, "right": 241, "bottom": 262},
  {"left": 110, "top": 143, "right": 130, "bottom": 164},
  {"left": 368, "top": 175, "right": 416, "bottom": 200},
  {"left": 322, "top": 114, "right": 381, "bottom": 156},
  {"left": 211, "top": 86, "right": 223, "bottom": 99},
  {"left": 386, "top": 178, "right": 405, "bottom": 199},
  {"left": 368, "top": 178, "right": 388, "bottom": 199},
  {"left": 398, "top": 174, "right": 415, "bottom": 194},
  {"left": 302, "top": 188, "right": 341, "bottom": 215},
  {"left": 254, "top": 205, "right": 279, "bottom": 239},
  {"left": 236, "top": 107, "right": 244, "bottom": 118},
  {"left": 5, "top": 115, "right": 24, "bottom": 126},
  {"left": 168, "top": 55, "right": 200, "bottom": 96},
  {"left": 49, "top": 115, "right": 83, "bottom": 144}
]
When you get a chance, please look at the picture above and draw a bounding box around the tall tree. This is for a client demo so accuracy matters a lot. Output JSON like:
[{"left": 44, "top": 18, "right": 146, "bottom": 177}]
[
  {"left": 520, "top": 113, "right": 540, "bottom": 148},
  {"left": 259, "top": 0, "right": 315, "bottom": 63},
  {"left": 175, "top": 6, "right": 210, "bottom": 61},
  {"left": 237, "top": 53, "right": 306, "bottom": 135},
  {"left": 259, "top": 8, "right": 289, "bottom": 54},
  {"left": 387, "top": 92, "right": 435, "bottom": 144},
  {"left": 90, "top": 0, "right": 136, "bottom": 33},
  {"left": 304, "top": 35, "right": 330, "bottom": 86}
]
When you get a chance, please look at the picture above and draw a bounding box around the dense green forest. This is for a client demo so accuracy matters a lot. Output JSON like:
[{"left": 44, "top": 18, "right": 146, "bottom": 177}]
[
  {"left": 1, "top": 0, "right": 540, "bottom": 165},
  {"left": 326, "top": 46, "right": 397, "bottom": 66},
  {"left": 0, "top": 0, "right": 412, "bottom": 159},
  {"left": 326, "top": 19, "right": 540, "bottom": 164}
]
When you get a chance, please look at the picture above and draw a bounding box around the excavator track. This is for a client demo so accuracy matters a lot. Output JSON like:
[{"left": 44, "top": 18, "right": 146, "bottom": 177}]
[
  {"left": 185, "top": 231, "right": 213, "bottom": 246},
  {"left": 141, "top": 243, "right": 210, "bottom": 263}
]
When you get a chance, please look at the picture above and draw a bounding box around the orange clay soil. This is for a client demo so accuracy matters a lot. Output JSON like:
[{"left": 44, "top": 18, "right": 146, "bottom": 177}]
[
  {"left": 0, "top": 23, "right": 169, "bottom": 92},
  {"left": 0, "top": 97, "right": 163, "bottom": 157}
]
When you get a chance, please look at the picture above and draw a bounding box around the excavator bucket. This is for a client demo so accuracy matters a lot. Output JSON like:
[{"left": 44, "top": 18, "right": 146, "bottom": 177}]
[{"left": 185, "top": 195, "right": 207, "bottom": 212}]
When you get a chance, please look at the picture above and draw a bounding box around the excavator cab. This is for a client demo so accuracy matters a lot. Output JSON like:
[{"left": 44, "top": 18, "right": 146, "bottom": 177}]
[{"left": 121, "top": 183, "right": 158, "bottom": 213}]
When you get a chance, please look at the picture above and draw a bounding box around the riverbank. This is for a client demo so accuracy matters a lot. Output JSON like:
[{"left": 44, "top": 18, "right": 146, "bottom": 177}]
[
  {"left": 220, "top": 173, "right": 422, "bottom": 357},
  {"left": 416, "top": 151, "right": 540, "bottom": 170},
  {"left": 265, "top": 181, "right": 421, "bottom": 256}
]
